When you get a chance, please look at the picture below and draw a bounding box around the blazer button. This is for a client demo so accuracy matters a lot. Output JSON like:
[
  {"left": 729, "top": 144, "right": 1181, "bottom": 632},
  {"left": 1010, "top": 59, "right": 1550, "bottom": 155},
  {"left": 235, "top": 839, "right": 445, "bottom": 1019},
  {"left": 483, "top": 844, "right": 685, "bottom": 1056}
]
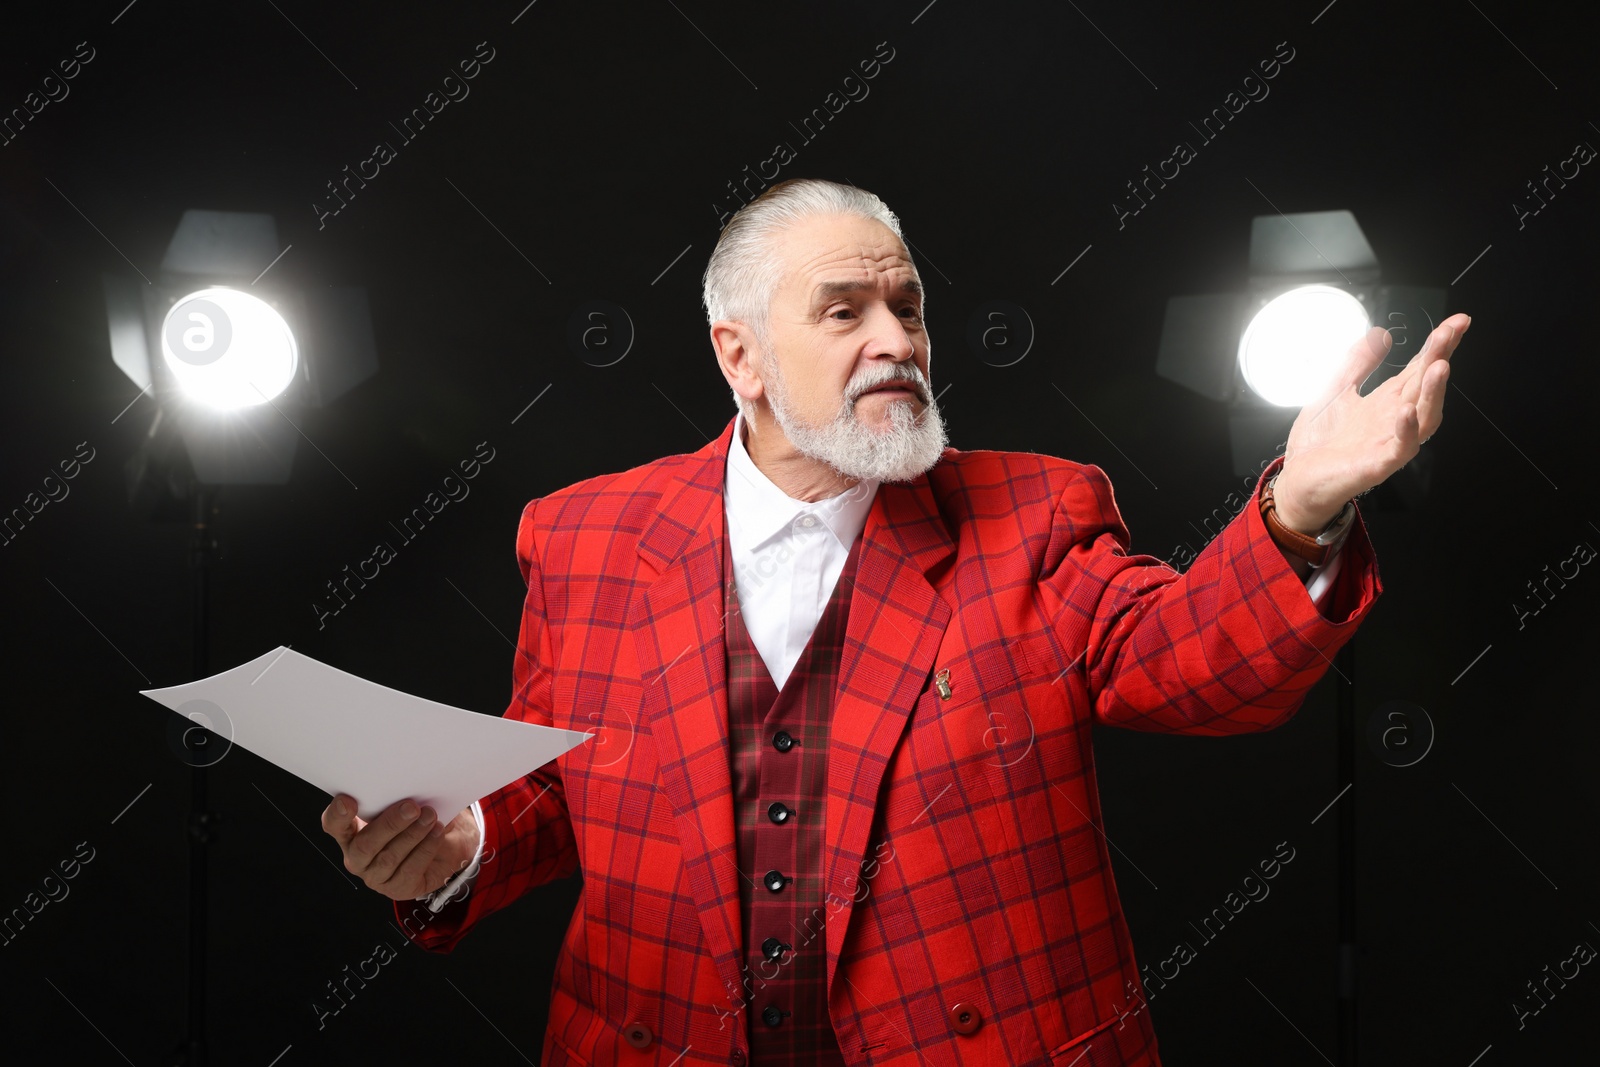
[
  {"left": 948, "top": 1002, "right": 982, "bottom": 1035},
  {"left": 730, "top": 1051, "right": 747, "bottom": 1065},
  {"left": 624, "top": 1022, "right": 654, "bottom": 1049}
]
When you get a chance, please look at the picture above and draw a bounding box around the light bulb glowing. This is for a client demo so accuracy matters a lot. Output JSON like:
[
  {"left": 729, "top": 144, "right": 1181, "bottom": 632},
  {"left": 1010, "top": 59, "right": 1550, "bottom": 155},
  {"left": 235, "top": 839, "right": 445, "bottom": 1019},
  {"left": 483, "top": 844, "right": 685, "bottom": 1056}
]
[
  {"left": 1238, "top": 285, "right": 1369, "bottom": 407},
  {"left": 160, "top": 287, "right": 298, "bottom": 410}
]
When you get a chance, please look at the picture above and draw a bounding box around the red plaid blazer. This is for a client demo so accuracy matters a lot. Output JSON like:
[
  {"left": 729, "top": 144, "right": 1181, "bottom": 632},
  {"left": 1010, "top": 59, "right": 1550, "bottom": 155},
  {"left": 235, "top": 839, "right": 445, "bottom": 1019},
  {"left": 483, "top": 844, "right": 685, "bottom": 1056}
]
[{"left": 401, "top": 414, "right": 1380, "bottom": 1066}]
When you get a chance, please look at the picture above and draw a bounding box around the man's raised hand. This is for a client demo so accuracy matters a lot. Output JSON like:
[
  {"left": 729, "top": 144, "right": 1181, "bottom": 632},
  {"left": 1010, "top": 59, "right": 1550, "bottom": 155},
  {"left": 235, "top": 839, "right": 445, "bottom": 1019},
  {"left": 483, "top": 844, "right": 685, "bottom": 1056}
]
[
  {"left": 1273, "top": 313, "right": 1472, "bottom": 533},
  {"left": 321, "top": 794, "right": 480, "bottom": 902}
]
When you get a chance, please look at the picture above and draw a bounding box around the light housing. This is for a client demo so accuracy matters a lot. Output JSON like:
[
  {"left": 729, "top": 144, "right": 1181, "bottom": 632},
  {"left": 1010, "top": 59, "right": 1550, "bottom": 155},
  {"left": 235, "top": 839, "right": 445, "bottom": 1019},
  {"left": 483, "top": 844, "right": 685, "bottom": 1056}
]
[
  {"left": 103, "top": 210, "right": 377, "bottom": 505},
  {"left": 1156, "top": 208, "right": 1447, "bottom": 506}
]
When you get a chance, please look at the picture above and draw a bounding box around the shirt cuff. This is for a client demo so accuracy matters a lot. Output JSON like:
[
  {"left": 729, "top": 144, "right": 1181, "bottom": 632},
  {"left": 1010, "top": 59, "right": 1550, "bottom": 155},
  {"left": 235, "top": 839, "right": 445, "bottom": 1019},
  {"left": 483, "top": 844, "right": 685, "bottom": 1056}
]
[
  {"left": 1303, "top": 538, "right": 1346, "bottom": 606},
  {"left": 416, "top": 800, "right": 485, "bottom": 914}
]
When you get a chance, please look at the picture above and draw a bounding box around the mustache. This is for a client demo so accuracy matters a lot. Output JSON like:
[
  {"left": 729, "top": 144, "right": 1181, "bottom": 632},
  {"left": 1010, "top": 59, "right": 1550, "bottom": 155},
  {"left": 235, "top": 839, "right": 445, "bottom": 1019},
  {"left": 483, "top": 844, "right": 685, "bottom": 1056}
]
[{"left": 849, "top": 365, "right": 929, "bottom": 403}]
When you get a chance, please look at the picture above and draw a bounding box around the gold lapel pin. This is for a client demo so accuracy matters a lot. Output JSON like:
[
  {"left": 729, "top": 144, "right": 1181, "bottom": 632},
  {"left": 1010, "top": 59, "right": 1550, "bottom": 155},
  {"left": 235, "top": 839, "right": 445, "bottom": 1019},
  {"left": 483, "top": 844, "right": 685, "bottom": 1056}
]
[{"left": 935, "top": 668, "right": 952, "bottom": 700}]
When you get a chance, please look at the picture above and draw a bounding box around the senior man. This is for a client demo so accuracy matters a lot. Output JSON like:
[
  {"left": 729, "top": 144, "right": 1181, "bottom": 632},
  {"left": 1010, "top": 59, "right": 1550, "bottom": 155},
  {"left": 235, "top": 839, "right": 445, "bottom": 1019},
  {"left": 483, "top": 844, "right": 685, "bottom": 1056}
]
[{"left": 323, "top": 178, "right": 1468, "bottom": 1066}]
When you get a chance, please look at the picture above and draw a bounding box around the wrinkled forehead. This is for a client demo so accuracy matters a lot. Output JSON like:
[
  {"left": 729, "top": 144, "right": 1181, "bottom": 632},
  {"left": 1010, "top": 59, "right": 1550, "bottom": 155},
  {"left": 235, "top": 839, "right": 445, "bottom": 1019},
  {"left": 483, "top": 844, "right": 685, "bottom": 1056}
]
[{"left": 773, "top": 216, "right": 921, "bottom": 302}]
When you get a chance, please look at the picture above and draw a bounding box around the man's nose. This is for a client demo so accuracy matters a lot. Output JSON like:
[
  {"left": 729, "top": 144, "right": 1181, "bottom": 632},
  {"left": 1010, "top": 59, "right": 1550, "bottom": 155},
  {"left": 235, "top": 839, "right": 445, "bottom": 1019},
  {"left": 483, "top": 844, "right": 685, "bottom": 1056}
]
[{"left": 864, "top": 305, "right": 917, "bottom": 362}]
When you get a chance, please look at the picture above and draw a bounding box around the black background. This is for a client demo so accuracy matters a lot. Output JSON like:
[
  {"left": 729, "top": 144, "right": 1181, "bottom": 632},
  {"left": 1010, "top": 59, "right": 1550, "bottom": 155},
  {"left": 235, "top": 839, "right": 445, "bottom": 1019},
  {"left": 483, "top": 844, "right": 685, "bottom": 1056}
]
[{"left": 1, "top": 1, "right": 1595, "bottom": 1062}]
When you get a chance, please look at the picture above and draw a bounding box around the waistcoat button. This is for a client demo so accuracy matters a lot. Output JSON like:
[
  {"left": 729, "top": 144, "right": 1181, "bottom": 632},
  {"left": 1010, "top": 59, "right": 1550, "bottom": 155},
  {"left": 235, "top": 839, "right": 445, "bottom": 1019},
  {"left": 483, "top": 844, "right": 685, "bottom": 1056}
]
[{"left": 949, "top": 1002, "right": 982, "bottom": 1035}]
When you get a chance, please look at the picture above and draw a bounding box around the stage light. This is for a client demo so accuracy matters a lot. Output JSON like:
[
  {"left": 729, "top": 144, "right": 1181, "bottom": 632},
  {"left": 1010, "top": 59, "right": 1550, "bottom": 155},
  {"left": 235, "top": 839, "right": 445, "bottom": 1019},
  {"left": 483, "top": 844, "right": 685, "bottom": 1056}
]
[
  {"left": 100, "top": 210, "right": 380, "bottom": 1066},
  {"left": 103, "top": 209, "right": 377, "bottom": 503},
  {"left": 160, "top": 287, "right": 300, "bottom": 410},
  {"left": 1153, "top": 213, "right": 1461, "bottom": 1065},
  {"left": 1156, "top": 209, "right": 1448, "bottom": 500},
  {"left": 1237, "top": 284, "right": 1370, "bottom": 407}
]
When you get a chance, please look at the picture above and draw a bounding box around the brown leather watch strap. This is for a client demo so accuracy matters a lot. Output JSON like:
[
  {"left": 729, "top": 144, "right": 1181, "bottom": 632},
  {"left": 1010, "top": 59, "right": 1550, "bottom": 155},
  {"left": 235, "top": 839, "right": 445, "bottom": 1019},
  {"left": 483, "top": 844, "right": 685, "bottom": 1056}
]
[{"left": 1260, "top": 473, "right": 1344, "bottom": 567}]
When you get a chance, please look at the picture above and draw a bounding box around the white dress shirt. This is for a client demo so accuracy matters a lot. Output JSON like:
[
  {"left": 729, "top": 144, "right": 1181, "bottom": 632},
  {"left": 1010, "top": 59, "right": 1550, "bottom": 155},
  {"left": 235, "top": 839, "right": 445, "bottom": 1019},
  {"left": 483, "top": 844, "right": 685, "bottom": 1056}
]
[
  {"left": 420, "top": 413, "right": 1345, "bottom": 910},
  {"left": 723, "top": 411, "right": 880, "bottom": 689}
]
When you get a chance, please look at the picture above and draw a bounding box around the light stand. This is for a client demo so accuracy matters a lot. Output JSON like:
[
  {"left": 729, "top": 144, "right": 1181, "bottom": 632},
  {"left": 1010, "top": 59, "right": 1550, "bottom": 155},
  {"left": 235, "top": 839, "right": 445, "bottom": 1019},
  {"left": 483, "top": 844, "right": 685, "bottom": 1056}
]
[
  {"left": 102, "top": 209, "right": 378, "bottom": 1067},
  {"left": 1334, "top": 640, "right": 1356, "bottom": 1064},
  {"left": 1155, "top": 210, "right": 1451, "bottom": 1066},
  {"left": 178, "top": 483, "right": 219, "bottom": 1066}
]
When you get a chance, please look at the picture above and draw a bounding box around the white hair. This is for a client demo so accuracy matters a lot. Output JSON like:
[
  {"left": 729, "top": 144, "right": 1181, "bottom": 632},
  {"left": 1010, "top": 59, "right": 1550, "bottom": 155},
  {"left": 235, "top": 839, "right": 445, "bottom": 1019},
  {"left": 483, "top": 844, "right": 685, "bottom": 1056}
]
[{"left": 702, "top": 178, "right": 913, "bottom": 420}]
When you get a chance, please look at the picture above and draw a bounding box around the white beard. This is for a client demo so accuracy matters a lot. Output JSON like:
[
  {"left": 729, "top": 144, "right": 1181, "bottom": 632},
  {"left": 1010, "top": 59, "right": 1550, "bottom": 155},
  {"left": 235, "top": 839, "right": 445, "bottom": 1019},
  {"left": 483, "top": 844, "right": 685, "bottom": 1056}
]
[{"left": 758, "top": 352, "right": 949, "bottom": 484}]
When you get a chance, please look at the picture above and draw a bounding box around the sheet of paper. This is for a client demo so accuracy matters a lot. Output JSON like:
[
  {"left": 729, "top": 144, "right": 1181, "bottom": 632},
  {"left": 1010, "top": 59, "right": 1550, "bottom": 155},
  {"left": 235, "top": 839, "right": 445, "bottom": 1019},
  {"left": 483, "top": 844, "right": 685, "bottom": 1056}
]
[{"left": 140, "top": 646, "right": 591, "bottom": 823}]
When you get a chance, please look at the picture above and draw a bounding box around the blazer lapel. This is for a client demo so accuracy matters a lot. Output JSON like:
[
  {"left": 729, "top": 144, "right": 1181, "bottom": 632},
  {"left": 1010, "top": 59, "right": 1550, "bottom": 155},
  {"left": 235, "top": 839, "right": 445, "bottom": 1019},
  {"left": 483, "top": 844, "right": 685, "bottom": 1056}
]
[
  {"left": 631, "top": 418, "right": 747, "bottom": 1004},
  {"left": 824, "top": 472, "right": 954, "bottom": 995}
]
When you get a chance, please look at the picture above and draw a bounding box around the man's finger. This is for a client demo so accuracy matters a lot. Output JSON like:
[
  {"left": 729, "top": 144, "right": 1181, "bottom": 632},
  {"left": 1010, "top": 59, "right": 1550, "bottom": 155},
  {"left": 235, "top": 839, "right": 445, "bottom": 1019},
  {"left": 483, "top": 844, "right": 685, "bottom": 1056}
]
[
  {"left": 1414, "top": 358, "right": 1450, "bottom": 440},
  {"left": 344, "top": 798, "right": 426, "bottom": 876},
  {"left": 385, "top": 817, "right": 449, "bottom": 891},
  {"left": 1400, "top": 322, "right": 1457, "bottom": 408},
  {"left": 1335, "top": 326, "right": 1392, "bottom": 398},
  {"left": 321, "top": 794, "right": 360, "bottom": 849},
  {"left": 364, "top": 805, "right": 441, "bottom": 888},
  {"left": 1394, "top": 402, "right": 1421, "bottom": 452},
  {"left": 1406, "top": 314, "right": 1470, "bottom": 372}
]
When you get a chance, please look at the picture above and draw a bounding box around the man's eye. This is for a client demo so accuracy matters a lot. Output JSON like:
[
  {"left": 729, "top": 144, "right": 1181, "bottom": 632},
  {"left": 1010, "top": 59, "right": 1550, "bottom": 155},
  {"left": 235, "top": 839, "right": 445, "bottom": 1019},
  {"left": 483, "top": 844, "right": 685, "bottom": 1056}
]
[{"left": 826, "top": 306, "right": 920, "bottom": 322}]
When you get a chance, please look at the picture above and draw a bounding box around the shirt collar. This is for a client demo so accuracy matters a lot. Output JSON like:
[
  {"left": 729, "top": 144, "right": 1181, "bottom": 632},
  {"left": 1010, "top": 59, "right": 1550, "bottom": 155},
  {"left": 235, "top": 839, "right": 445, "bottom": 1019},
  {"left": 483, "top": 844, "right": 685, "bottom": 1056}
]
[{"left": 725, "top": 410, "right": 879, "bottom": 551}]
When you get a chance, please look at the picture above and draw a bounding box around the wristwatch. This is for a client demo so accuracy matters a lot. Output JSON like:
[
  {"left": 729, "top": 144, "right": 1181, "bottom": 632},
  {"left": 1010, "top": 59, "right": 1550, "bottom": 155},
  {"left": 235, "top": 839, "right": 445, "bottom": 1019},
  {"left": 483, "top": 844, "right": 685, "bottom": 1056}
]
[{"left": 1259, "top": 473, "right": 1356, "bottom": 567}]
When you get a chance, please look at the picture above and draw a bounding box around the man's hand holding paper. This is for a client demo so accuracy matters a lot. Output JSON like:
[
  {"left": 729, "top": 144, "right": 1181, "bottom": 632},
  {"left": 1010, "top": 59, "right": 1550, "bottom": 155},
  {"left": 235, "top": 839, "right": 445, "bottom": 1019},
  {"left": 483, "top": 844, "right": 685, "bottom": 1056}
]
[
  {"left": 320, "top": 794, "right": 479, "bottom": 901},
  {"left": 139, "top": 646, "right": 590, "bottom": 903}
]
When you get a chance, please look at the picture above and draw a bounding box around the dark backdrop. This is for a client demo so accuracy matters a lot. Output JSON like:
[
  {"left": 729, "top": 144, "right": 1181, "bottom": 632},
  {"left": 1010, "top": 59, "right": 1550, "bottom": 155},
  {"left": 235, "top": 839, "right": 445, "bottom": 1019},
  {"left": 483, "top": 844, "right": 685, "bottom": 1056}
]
[{"left": 2, "top": 1, "right": 1594, "bottom": 1062}]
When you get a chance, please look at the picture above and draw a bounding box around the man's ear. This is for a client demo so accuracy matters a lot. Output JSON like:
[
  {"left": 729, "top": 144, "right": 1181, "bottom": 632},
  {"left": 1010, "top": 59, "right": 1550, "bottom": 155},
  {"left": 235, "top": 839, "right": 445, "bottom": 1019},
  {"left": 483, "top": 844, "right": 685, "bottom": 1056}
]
[{"left": 711, "top": 320, "right": 765, "bottom": 407}]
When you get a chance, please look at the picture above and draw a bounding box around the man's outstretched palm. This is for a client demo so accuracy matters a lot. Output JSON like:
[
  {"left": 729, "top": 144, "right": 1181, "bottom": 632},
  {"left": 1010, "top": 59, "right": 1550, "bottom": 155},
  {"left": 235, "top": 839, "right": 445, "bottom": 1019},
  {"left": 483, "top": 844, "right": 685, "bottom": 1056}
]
[{"left": 1274, "top": 313, "right": 1471, "bottom": 533}]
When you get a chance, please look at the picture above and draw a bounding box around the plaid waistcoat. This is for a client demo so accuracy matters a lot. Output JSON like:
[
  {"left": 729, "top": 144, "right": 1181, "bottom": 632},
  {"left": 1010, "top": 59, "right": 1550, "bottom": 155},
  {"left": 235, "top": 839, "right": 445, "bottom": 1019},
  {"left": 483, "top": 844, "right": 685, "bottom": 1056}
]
[{"left": 723, "top": 528, "right": 863, "bottom": 1066}]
